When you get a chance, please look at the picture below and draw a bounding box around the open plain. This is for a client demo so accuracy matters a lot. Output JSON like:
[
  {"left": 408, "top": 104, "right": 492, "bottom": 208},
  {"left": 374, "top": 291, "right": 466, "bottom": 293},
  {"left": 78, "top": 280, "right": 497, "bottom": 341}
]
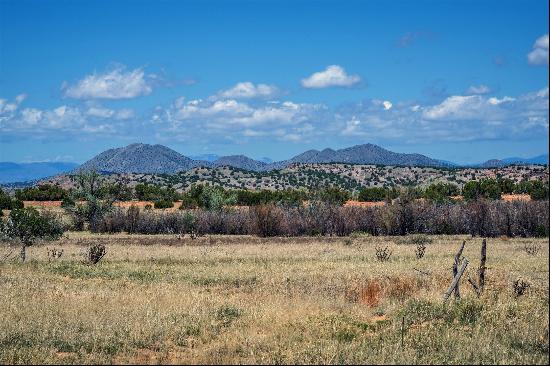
[{"left": 1, "top": 233, "right": 548, "bottom": 364}]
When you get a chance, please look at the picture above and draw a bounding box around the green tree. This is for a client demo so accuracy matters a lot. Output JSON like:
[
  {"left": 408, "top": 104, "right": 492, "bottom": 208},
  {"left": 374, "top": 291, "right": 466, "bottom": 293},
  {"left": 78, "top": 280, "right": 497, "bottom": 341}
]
[
  {"left": 154, "top": 199, "right": 174, "bottom": 209},
  {"left": 15, "top": 184, "right": 68, "bottom": 201},
  {"left": 1, "top": 207, "right": 64, "bottom": 261},
  {"left": 480, "top": 179, "right": 501, "bottom": 200},
  {"left": 200, "top": 185, "right": 236, "bottom": 211},
  {"left": 463, "top": 179, "right": 501, "bottom": 201},
  {"left": 462, "top": 181, "right": 482, "bottom": 201},
  {"left": 74, "top": 169, "right": 103, "bottom": 199},
  {"left": 423, "top": 182, "right": 460, "bottom": 203},
  {"left": 357, "top": 187, "right": 388, "bottom": 202},
  {"left": 314, "top": 187, "right": 350, "bottom": 205},
  {"left": 528, "top": 180, "right": 549, "bottom": 200},
  {"left": 0, "top": 188, "right": 23, "bottom": 210},
  {"left": 497, "top": 178, "right": 515, "bottom": 194}
]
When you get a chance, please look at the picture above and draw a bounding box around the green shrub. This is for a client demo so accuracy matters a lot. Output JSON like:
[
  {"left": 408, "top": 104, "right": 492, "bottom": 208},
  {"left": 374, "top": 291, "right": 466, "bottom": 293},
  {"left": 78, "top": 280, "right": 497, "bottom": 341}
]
[
  {"left": 0, "top": 189, "right": 23, "bottom": 210},
  {"left": 153, "top": 199, "right": 174, "bottom": 209},
  {"left": 463, "top": 179, "right": 501, "bottom": 201},
  {"left": 15, "top": 184, "right": 68, "bottom": 201},
  {"left": 357, "top": 187, "right": 388, "bottom": 202},
  {"left": 423, "top": 182, "right": 459, "bottom": 203}
]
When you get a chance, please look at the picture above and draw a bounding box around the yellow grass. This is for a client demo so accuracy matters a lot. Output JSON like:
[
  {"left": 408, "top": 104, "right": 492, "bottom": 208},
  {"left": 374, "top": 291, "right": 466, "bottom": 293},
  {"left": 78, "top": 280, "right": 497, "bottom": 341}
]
[{"left": 0, "top": 234, "right": 548, "bottom": 364}]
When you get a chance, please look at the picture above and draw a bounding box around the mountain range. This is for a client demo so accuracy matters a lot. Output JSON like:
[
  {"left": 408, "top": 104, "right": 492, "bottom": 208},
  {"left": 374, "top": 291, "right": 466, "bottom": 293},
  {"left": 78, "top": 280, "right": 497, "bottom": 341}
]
[
  {"left": 1, "top": 143, "right": 547, "bottom": 184},
  {"left": 74, "top": 143, "right": 450, "bottom": 174}
]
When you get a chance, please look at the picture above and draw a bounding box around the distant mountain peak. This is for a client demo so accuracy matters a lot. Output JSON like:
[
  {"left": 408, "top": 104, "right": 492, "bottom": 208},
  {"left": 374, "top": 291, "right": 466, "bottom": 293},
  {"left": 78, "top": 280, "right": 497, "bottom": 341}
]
[
  {"left": 77, "top": 143, "right": 202, "bottom": 174},
  {"left": 282, "top": 143, "right": 448, "bottom": 167},
  {"left": 213, "top": 155, "right": 268, "bottom": 171}
]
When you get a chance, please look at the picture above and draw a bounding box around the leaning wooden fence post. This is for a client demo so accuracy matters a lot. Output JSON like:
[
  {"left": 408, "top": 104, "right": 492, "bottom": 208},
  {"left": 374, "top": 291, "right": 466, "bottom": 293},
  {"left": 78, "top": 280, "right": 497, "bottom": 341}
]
[
  {"left": 478, "top": 239, "right": 487, "bottom": 294},
  {"left": 443, "top": 258, "right": 469, "bottom": 302},
  {"left": 453, "top": 241, "right": 466, "bottom": 299}
]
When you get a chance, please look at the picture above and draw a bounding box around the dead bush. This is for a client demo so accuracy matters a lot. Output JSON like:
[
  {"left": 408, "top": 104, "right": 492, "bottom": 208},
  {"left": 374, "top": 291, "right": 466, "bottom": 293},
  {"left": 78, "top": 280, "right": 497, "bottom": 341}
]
[
  {"left": 375, "top": 245, "right": 392, "bottom": 262},
  {"left": 251, "top": 204, "right": 283, "bottom": 237},
  {"left": 415, "top": 243, "right": 426, "bottom": 259},
  {"left": 47, "top": 247, "right": 63, "bottom": 261},
  {"left": 513, "top": 278, "right": 530, "bottom": 297},
  {"left": 523, "top": 242, "right": 541, "bottom": 256},
  {"left": 86, "top": 243, "right": 106, "bottom": 264}
]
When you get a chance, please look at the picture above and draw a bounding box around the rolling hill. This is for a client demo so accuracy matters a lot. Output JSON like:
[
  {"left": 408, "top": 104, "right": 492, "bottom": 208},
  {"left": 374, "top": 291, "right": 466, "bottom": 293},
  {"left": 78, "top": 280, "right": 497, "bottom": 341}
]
[{"left": 76, "top": 143, "right": 209, "bottom": 174}]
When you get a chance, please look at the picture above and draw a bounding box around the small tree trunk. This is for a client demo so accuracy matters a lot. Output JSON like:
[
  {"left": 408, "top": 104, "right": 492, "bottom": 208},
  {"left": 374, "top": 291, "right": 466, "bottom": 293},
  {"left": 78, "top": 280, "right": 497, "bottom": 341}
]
[
  {"left": 453, "top": 241, "right": 466, "bottom": 299},
  {"left": 20, "top": 244, "right": 26, "bottom": 262},
  {"left": 478, "top": 239, "right": 487, "bottom": 293}
]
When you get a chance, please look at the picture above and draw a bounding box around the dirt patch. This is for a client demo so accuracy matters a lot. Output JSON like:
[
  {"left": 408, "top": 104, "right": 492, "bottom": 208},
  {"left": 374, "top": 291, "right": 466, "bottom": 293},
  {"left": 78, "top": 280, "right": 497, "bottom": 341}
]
[
  {"left": 501, "top": 194, "right": 531, "bottom": 202},
  {"left": 23, "top": 200, "right": 63, "bottom": 207},
  {"left": 346, "top": 280, "right": 383, "bottom": 307},
  {"left": 344, "top": 200, "right": 386, "bottom": 208},
  {"left": 113, "top": 201, "right": 155, "bottom": 208},
  {"left": 346, "top": 275, "right": 424, "bottom": 307}
]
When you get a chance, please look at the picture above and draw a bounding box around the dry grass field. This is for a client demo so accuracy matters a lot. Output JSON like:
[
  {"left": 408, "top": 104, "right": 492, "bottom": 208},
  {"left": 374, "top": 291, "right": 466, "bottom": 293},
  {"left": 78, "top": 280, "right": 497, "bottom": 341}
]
[{"left": 0, "top": 234, "right": 548, "bottom": 364}]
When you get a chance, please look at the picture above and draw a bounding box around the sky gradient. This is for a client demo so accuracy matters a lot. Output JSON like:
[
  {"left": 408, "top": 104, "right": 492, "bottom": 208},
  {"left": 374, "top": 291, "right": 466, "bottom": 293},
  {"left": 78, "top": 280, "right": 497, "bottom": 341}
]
[{"left": 0, "top": 0, "right": 548, "bottom": 164}]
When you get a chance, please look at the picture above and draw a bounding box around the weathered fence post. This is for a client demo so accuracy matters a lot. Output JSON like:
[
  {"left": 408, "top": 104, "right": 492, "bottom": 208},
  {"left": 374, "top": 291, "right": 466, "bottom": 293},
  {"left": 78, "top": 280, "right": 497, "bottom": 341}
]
[
  {"left": 478, "top": 238, "right": 487, "bottom": 294},
  {"left": 443, "top": 258, "right": 469, "bottom": 302},
  {"left": 453, "top": 241, "right": 466, "bottom": 299}
]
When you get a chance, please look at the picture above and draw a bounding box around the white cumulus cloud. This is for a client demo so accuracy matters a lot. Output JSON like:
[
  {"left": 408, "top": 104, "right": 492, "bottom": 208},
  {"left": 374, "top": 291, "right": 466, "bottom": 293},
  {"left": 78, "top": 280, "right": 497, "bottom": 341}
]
[
  {"left": 63, "top": 66, "right": 153, "bottom": 99},
  {"left": 301, "top": 65, "right": 361, "bottom": 89},
  {"left": 528, "top": 34, "right": 549, "bottom": 66},
  {"left": 218, "top": 82, "right": 279, "bottom": 99}
]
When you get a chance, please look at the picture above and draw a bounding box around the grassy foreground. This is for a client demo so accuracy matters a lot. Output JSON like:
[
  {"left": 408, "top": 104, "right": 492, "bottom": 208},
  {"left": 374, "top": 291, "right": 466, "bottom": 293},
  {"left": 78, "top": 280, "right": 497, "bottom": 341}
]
[{"left": 0, "top": 234, "right": 548, "bottom": 364}]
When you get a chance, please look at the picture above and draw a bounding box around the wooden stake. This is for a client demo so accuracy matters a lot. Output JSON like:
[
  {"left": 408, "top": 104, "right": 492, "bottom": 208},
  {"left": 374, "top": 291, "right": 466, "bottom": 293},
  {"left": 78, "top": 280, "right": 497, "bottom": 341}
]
[
  {"left": 478, "top": 239, "right": 487, "bottom": 294},
  {"left": 453, "top": 241, "right": 466, "bottom": 299},
  {"left": 443, "top": 258, "right": 469, "bottom": 302},
  {"left": 467, "top": 275, "right": 481, "bottom": 297}
]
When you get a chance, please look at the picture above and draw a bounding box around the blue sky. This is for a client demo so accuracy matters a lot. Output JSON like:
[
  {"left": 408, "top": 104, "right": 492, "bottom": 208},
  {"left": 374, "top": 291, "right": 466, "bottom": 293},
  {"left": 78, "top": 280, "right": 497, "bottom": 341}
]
[{"left": 0, "top": 0, "right": 548, "bottom": 164}]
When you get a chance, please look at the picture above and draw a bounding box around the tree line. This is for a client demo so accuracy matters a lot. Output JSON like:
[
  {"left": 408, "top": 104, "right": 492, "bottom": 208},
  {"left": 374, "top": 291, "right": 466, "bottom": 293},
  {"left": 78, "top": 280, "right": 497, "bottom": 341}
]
[{"left": 4, "top": 176, "right": 548, "bottom": 211}]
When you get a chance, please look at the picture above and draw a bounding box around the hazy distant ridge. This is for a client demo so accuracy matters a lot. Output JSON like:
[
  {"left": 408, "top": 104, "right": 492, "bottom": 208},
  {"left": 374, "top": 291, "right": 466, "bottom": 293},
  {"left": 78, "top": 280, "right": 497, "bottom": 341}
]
[{"left": 2, "top": 144, "right": 547, "bottom": 184}]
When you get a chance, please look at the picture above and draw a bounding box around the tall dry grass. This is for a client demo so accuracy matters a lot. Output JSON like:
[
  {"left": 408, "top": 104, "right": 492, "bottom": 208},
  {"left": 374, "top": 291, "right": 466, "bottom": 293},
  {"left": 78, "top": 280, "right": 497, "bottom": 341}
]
[{"left": 0, "top": 234, "right": 548, "bottom": 364}]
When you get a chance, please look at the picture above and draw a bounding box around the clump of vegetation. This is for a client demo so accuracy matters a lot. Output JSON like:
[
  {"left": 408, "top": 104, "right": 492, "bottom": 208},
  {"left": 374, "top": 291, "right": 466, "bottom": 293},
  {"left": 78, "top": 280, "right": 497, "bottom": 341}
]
[
  {"left": 513, "top": 278, "right": 530, "bottom": 297},
  {"left": 423, "top": 182, "right": 460, "bottom": 203},
  {"left": 15, "top": 184, "right": 68, "bottom": 201},
  {"left": 153, "top": 199, "right": 174, "bottom": 209},
  {"left": 0, "top": 207, "right": 64, "bottom": 261},
  {"left": 415, "top": 242, "right": 426, "bottom": 259},
  {"left": 523, "top": 242, "right": 541, "bottom": 256},
  {"left": 215, "top": 305, "right": 242, "bottom": 327},
  {"left": 375, "top": 244, "right": 392, "bottom": 262},
  {"left": 0, "top": 188, "right": 24, "bottom": 210},
  {"left": 47, "top": 247, "right": 64, "bottom": 261},
  {"left": 86, "top": 243, "right": 106, "bottom": 264},
  {"left": 462, "top": 179, "right": 502, "bottom": 201},
  {"left": 357, "top": 187, "right": 389, "bottom": 202},
  {"left": 252, "top": 204, "right": 283, "bottom": 237},
  {"left": 515, "top": 179, "right": 549, "bottom": 200},
  {"left": 312, "top": 186, "right": 350, "bottom": 205}
]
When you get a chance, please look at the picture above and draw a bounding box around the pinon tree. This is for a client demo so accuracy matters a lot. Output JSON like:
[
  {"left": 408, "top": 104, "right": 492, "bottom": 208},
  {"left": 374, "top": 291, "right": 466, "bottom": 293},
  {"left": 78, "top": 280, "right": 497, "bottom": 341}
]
[{"left": 1, "top": 207, "right": 64, "bottom": 261}]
